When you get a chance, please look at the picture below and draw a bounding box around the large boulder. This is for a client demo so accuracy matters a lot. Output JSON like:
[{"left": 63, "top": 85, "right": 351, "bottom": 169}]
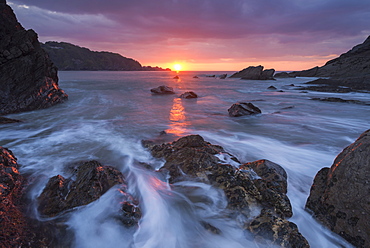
[
  {"left": 180, "top": 91, "right": 198, "bottom": 99},
  {"left": 0, "top": 1, "right": 68, "bottom": 115},
  {"left": 143, "top": 135, "right": 308, "bottom": 247},
  {"left": 230, "top": 66, "right": 275, "bottom": 80},
  {"left": 228, "top": 102, "right": 262, "bottom": 117},
  {"left": 150, "top": 85, "right": 175, "bottom": 94},
  {"left": 306, "top": 129, "right": 370, "bottom": 248},
  {"left": 37, "top": 160, "right": 139, "bottom": 225}
]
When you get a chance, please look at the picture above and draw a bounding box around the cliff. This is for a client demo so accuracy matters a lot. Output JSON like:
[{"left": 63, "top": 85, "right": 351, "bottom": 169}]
[
  {"left": 0, "top": 1, "right": 68, "bottom": 115},
  {"left": 41, "top": 41, "right": 170, "bottom": 71},
  {"left": 287, "top": 35, "right": 370, "bottom": 78}
]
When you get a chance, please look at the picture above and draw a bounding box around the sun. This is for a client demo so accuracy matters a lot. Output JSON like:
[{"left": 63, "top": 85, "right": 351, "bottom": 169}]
[{"left": 173, "top": 64, "right": 182, "bottom": 71}]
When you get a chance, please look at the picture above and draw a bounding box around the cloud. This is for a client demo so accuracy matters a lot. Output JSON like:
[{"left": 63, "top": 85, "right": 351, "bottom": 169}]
[{"left": 8, "top": 0, "right": 370, "bottom": 70}]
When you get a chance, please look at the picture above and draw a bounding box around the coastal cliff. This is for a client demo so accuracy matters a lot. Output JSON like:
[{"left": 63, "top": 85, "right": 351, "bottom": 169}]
[
  {"left": 41, "top": 41, "right": 170, "bottom": 71},
  {"left": 0, "top": 0, "right": 68, "bottom": 115}
]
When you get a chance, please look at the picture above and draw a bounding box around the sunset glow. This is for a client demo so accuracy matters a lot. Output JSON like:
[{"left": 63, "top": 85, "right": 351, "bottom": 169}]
[
  {"left": 173, "top": 64, "right": 182, "bottom": 71},
  {"left": 9, "top": 0, "right": 370, "bottom": 71}
]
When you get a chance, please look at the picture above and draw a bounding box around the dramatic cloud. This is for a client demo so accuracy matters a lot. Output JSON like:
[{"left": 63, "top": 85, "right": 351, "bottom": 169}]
[{"left": 8, "top": 0, "right": 370, "bottom": 70}]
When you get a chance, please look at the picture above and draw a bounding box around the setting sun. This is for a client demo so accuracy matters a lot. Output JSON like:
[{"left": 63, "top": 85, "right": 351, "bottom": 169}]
[{"left": 173, "top": 64, "right": 182, "bottom": 71}]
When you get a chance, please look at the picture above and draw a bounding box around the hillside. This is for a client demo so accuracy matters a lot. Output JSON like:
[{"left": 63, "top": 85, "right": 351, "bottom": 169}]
[
  {"left": 41, "top": 42, "right": 169, "bottom": 71},
  {"left": 286, "top": 35, "right": 370, "bottom": 78}
]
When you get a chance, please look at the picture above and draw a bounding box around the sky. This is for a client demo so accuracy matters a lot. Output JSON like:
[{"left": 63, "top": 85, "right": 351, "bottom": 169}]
[{"left": 8, "top": 0, "right": 370, "bottom": 71}]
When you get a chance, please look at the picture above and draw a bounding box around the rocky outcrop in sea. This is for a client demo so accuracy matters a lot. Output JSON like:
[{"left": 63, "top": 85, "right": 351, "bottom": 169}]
[
  {"left": 0, "top": 0, "right": 68, "bottom": 115},
  {"left": 143, "top": 135, "right": 309, "bottom": 247},
  {"left": 306, "top": 129, "right": 370, "bottom": 248},
  {"left": 230, "top": 66, "right": 275, "bottom": 80},
  {"left": 283, "top": 35, "right": 370, "bottom": 92}
]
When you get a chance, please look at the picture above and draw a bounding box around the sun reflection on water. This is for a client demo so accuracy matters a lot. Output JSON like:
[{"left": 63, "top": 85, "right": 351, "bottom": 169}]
[{"left": 166, "top": 98, "right": 189, "bottom": 136}]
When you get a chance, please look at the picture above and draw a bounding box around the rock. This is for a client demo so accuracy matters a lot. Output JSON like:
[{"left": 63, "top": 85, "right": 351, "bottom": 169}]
[
  {"left": 310, "top": 97, "right": 368, "bottom": 105},
  {"left": 0, "top": 116, "right": 21, "bottom": 124},
  {"left": 180, "top": 91, "right": 198, "bottom": 99},
  {"left": 267, "top": 85, "right": 277, "bottom": 90},
  {"left": 230, "top": 66, "right": 275, "bottom": 80},
  {"left": 247, "top": 209, "right": 310, "bottom": 248},
  {"left": 228, "top": 102, "right": 262, "bottom": 117},
  {"left": 150, "top": 85, "right": 175, "bottom": 94},
  {"left": 143, "top": 135, "right": 308, "bottom": 247},
  {"left": 173, "top": 75, "right": 180, "bottom": 79},
  {"left": 300, "top": 77, "right": 370, "bottom": 93},
  {"left": 306, "top": 129, "right": 370, "bottom": 248},
  {"left": 286, "top": 35, "right": 370, "bottom": 80},
  {"left": 193, "top": 76, "right": 199, "bottom": 78},
  {"left": 38, "top": 160, "right": 131, "bottom": 218},
  {"left": 241, "top": 159, "right": 292, "bottom": 218},
  {"left": 274, "top": 72, "right": 296, "bottom": 78},
  {"left": 0, "top": 2, "right": 68, "bottom": 115},
  {"left": 219, "top": 74, "right": 227, "bottom": 79}
]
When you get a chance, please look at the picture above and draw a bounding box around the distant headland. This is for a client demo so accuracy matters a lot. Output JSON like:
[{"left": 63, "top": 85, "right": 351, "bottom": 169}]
[{"left": 41, "top": 41, "right": 171, "bottom": 71}]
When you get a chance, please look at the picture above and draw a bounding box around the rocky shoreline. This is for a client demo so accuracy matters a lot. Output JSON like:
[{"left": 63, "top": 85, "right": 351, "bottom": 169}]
[{"left": 2, "top": 130, "right": 369, "bottom": 247}]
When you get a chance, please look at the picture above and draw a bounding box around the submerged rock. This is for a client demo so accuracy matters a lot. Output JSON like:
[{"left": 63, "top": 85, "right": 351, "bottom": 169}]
[
  {"left": 306, "top": 129, "right": 370, "bottom": 248},
  {"left": 143, "top": 135, "right": 308, "bottom": 247},
  {"left": 0, "top": 1, "right": 68, "bottom": 115},
  {"left": 180, "top": 91, "right": 198, "bottom": 99},
  {"left": 0, "top": 116, "right": 21, "bottom": 124},
  {"left": 150, "top": 85, "right": 175, "bottom": 94},
  {"left": 228, "top": 102, "right": 262, "bottom": 117}
]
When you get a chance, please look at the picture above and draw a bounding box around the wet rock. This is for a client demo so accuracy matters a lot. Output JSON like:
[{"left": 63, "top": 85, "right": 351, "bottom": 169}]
[
  {"left": 193, "top": 76, "right": 199, "bottom": 78},
  {"left": 38, "top": 160, "right": 126, "bottom": 217},
  {"left": 173, "top": 75, "right": 180, "bottom": 79},
  {"left": 310, "top": 97, "right": 368, "bottom": 105},
  {"left": 228, "top": 102, "right": 262, "bottom": 117},
  {"left": 230, "top": 66, "right": 275, "bottom": 80},
  {"left": 219, "top": 74, "right": 227, "bottom": 79},
  {"left": 241, "top": 159, "right": 292, "bottom": 218},
  {"left": 180, "top": 91, "right": 198, "bottom": 99},
  {"left": 306, "top": 129, "right": 370, "bottom": 248},
  {"left": 150, "top": 85, "right": 175, "bottom": 94},
  {"left": 247, "top": 209, "right": 310, "bottom": 248},
  {"left": 0, "top": 1, "right": 68, "bottom": 115},
  {"left": 143, "top": 135, "right": 308, "bottom": 247},
  {"left": 0, "top": 116, "right": 21, "bottom": 124},
  {"left": 267, "top": 85, "right": 277, "bottom": 90},
  {"left": 274, "top": 72, "right": 296, "bottom": 78}
]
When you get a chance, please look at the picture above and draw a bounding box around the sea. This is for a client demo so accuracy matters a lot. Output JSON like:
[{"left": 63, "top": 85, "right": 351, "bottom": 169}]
[{"left": 2, "top": 70, "right": 369, "bottom": 247}]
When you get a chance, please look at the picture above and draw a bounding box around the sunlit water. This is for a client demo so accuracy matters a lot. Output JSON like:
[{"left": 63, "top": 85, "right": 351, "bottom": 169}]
[{"left": 2, "top": 71, "right": 369, "bottom": 247}]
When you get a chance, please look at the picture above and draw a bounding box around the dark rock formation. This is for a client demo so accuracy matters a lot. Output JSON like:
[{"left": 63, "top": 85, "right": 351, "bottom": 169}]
[
  {"left": 38, "top": 160, "right": 129, "bottom": 217},
  {"left": 267, "top": 85, "right": 277, "bottom": 90},
  {"left": 143, "top": 135, "right": 308, "bottom": 247},
  {"left": 274, "top": 72, "right": 296, "bottom": 78},
  {"left": 301, "top": 78, "right": 370, "bottom": 93},
  {"left": 230, "top": 66, "right": 275, "bottom": 80},
  {"left": 248, "top": 209, "right": 309, "bottom": 247},
  {"left": 0, "top": 1, "right": 68, "bottom": 115},
  {"left": 219, "top": 74, "right": 227, "bottom": 79},
  {"left": 228, "top": 102, "right": 262, "bottom": 117},
  {"left": 306, "top": 129, "right": 370, "bottom": 248},
  {"left": 150, "top": 85, "right": 175, "bottom": 94},
  {"left": 173, "top": 75, "right": 180, "bottom": 79},
  {"left": 180, "top": 91, "right": 198, "bottom": 99},
  {"left": 0, "top": 116, "right": 21, "bottom": 124},
  {"left": 310, "top": 97, "right": 369, "bottom": 105}
]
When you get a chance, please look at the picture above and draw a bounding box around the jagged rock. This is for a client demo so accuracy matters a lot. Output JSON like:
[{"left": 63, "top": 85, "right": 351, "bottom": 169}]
[
  {"left": 241, "top": 159, "right": 292, "bottom": 218},
  {"left": 38, "top": 160, "right": 127, "bottom": 217},
  {"left": 150, "top": 85, "right": 175, "bottom": 94},
  {"left": 180, "top": 91, "right": 198, "bottom": 99},
  {"left": 143, "top": 135, "right": 308, "bottom": 247},
  {"left": 247, "top": 209, "right": 310, "bottom": 248},
  {"left": 230, "top": 66, "right": 275, "bottom": 80},
  {"left": 0, "top": 1, "right": 68, "bottom": 115},
  {"left": 306, "top": 129, "right": 370, "bottom": 248},
  {"left": 228, "top": 102, "right": 262, "bottom": 117}
]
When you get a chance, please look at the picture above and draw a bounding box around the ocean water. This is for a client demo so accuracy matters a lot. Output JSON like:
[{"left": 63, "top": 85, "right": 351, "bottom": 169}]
[{"left": 2, "top": 70, "right": 369, "bottom": 247}]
